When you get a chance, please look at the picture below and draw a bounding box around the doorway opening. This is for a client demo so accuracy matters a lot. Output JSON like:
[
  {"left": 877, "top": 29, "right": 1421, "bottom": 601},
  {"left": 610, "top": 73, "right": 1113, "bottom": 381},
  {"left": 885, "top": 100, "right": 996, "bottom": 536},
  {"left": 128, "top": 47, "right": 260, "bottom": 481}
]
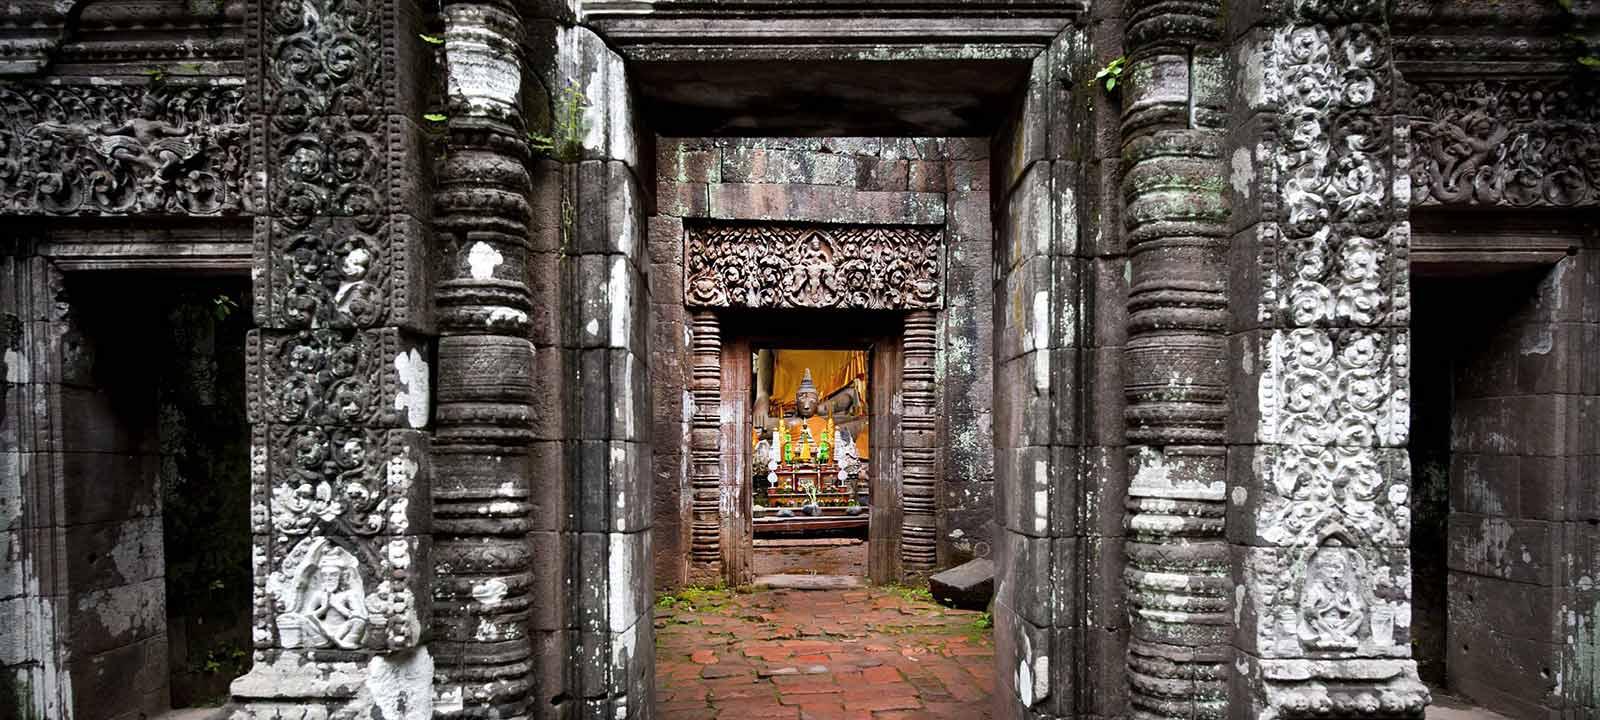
[
  {"left": 749, "top": 347, "right": 872, "bottom": 579},
  {"left": 1409, "top": 255, "right": 1585, "bottom": 719},
  {"left": 61, "top": 273, "right": 252, "bottom": 718}
]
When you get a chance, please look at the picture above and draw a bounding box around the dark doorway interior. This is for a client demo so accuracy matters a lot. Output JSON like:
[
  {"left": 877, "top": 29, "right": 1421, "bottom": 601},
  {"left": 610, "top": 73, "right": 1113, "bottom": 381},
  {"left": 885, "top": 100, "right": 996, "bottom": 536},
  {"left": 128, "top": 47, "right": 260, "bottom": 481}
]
[
  {"left": 1409, "top": 264, "right": 1573, "bottom": 716},
  {"left": 67, "top": 273, "right": 252, "bottom": 712}
]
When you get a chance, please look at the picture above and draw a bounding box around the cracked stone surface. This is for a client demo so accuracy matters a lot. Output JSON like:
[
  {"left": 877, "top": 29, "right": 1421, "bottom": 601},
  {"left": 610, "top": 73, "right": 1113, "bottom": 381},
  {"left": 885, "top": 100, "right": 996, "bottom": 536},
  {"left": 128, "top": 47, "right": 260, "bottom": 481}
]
[{"left": 654, "top": 585, "right": 994, "bottom": 719}]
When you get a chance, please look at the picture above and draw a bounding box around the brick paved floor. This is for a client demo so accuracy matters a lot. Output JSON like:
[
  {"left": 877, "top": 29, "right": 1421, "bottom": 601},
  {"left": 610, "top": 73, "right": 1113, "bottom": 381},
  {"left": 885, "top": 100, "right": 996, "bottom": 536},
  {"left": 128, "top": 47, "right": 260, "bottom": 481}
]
[{"left": 654, "top": 584, "right": 994, "bottom": 719}]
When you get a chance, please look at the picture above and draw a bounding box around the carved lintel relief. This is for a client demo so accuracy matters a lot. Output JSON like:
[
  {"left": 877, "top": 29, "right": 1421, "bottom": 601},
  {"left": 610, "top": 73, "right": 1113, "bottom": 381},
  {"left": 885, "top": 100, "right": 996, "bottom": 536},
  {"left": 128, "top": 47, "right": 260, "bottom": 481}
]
[
  {"left": 1408, "top": 79, "right": 1600, "bottom": 208},
  {"left": 0, "top": 83, "right": 251, "bottom": 216},
  {"left": 684, "top": 223, "right": 944, "bottom": 310}
]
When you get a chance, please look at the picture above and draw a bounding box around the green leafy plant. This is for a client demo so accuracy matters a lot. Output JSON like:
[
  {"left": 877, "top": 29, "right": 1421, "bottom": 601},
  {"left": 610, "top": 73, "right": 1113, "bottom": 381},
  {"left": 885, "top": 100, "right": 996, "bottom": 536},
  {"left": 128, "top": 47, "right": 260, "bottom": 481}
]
[
  {"left": 143, "top": 66, "right": 166, "bottom": 82},
  {"left": 885, "top": 584, "right": 933, "bottom": 604},
  {"left": 973, "top": 611, "right": 994, "bottom": 630},
  {"left": 423, "top": 113, "right": 448, "bottom": 123},
  {"left": 1093, "top": 56, "right": 1127, "bottom": 92},
  {"left": 527, "top": 82, "right": 590, "bottom": 161},
  {"left": 419, "top": 33, "right": 444, "bottom": 46},
  {"left": 1556, "top": 0, "right": 1600, "bottom": 69},
  {"left": 211, "top": 294, "right": 238, "bottom": 321}
]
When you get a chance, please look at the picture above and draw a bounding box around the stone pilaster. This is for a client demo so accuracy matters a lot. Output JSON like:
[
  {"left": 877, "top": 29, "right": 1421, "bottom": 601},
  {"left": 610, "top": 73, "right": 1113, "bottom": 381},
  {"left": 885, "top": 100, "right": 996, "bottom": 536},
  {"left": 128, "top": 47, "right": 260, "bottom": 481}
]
[
  {"left": 902, "top": 310, "right": 939, "bottom": 575},
  {"left": 234, "top": 0, "right": 436, "bottom": 715},
  {"left": 429, "top": 2, "right": 541, "bottom": 717},
  {"left": 1119, "top": 2, "right": 1232, "bottom": 717},
  {"left": 687, "top": 310, "right": 722, "bottom": 579},
  {"left": 1226, "top": 0, "right": 1428, "bottom": 716}
]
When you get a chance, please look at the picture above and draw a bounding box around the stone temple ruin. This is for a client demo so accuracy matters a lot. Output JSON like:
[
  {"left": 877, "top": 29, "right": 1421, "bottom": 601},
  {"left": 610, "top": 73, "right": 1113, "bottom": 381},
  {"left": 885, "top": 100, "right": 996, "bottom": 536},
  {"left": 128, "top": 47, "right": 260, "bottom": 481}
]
[{"left": 0, "top": 0, "right": 1597, "bottom": 718}]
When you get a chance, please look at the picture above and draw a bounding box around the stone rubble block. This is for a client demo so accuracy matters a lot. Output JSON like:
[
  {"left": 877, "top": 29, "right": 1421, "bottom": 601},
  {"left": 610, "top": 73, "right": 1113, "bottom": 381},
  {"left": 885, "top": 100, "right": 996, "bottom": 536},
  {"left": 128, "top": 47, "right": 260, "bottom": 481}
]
[{"left": 929, "top": 557, "right": 995, "bottom": 610}]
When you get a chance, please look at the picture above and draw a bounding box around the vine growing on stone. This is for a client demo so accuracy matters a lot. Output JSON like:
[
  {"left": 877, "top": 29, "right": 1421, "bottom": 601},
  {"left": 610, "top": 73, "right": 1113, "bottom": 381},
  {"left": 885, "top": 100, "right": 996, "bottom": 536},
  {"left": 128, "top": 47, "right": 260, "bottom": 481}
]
[{"left": 528, "top": 82, "right": 590, "bottom": 162}]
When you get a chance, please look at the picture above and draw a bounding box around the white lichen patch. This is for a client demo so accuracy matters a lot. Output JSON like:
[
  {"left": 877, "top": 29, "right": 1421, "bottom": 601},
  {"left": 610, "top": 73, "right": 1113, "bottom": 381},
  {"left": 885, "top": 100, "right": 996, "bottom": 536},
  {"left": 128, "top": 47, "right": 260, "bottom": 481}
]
[
  {"left": 1231, "top": 146, "right": 1254, "bottom": 199},
  {"left": 393, "top": 348, "right": 430, "bottom": 429},
  {"left": 608, "top": 257, "right": 632, "bottom": 347},
  {"left": 467, "top": 241, "right": 503, "bottom": 280},
  {"left": 471, "top": 578, "right": 508, "bottom": 607},
  {"left": 367, "top": 647, "right": 433, "bottom": 720},
  {"left": 487, "top": 306, "right": 529, "bottom": 327}
]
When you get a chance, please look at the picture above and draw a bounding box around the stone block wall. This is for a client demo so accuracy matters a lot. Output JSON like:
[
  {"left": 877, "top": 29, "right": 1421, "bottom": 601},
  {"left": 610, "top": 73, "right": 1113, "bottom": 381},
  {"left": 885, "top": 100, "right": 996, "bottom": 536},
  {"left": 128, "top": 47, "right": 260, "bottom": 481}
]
[
  {"left": 556, "top": 25, "right": 655, "bottom": 720},
  {"left": 990, "top": 22, "right": 1131, "bottom": 719},
  {"left": 1435, "top": 252, "right": 1600, "bottom": 718},
  {"left": 47, "top": 284, "right": 170, "bottom": 720},
  {"left": 650, "top": 135, "right": 995, "bottom": 589}
]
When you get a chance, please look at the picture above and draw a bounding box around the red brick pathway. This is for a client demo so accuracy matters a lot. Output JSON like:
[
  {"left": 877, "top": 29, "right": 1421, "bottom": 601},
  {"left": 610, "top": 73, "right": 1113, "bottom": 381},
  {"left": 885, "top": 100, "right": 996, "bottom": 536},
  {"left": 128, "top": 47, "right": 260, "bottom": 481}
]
[{"left": 654, "top": 584, "right": 994, "bottom": 719}]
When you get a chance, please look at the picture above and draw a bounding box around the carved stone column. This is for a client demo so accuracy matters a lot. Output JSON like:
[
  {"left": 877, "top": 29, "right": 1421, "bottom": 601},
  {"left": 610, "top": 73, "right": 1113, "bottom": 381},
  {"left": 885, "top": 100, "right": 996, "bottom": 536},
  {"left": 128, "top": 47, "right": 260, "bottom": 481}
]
[
  {"left": 688, "top": 310, "right": 722, "bottom": 580},
  {"left": 1119, "top": 1, "right": 1232, "bottom": 717},
  {"left": 1227, "top": 1, "right": 1428, "bottom": 716},
  {"left": 430, "top": 2, "right": 539, "bottom": 716},
  {"left": 901, "top": 309, "right": 938, "bottom": 575},
  {"left": 234, "top": 0, "right": 435, "bottom": 715}
]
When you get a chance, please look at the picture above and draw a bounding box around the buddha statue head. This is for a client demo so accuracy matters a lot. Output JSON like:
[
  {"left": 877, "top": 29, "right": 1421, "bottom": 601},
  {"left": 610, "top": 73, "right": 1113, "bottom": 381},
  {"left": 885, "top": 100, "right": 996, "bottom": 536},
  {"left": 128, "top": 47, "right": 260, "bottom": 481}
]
[{"left": 795, "top": 368, "right": 819, "bottom": 418}]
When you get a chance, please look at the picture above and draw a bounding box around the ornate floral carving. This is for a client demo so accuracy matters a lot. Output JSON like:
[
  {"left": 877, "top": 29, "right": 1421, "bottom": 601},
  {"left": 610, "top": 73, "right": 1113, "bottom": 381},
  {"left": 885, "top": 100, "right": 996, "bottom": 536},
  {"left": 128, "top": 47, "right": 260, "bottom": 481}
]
[
  {"left": 271, "top": 216, "right": 390, "bottom": 329},
  {"left": 0, "top": 84, "right": 248, "bottom": 215},
  {"left": 1244, "top": 3, "right": 1429, "bottom": 713},
  {"left": 260, "top": 329, "right": 387, "bottom": 426},
  {"left": 270, "top": 115, "right": 385, "bottom": 217},
  {"left": 265, "top": 0, "right": 384, "bottom": 117},
  {"left": 267, "top": 427, "right": 421, "bottom": 536},
  {"left": 1409, "top": 79, "right": 1600, "bottom": 207},
  {"left": 684, "top": 223, "right": 943, "bottom": 310}
]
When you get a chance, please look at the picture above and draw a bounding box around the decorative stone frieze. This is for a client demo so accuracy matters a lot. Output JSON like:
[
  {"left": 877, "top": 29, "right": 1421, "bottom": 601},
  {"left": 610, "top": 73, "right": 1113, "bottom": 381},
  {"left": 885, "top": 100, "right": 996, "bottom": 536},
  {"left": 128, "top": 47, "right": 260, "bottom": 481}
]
[
  {"left": 684, "top": 223, "right": 944, "bottom": 310},
  {"left": 1408, "top": 79, "right": 1600, "bottom": 208},
  {"left": 233, "top": 0, "right": 434, "bottom": 714},
  {"left": 0, "top": 83, "right": 250, "bottom": 216},
  {"left": 1231, "top": 1, "right": 1429, "bottom": 716}
]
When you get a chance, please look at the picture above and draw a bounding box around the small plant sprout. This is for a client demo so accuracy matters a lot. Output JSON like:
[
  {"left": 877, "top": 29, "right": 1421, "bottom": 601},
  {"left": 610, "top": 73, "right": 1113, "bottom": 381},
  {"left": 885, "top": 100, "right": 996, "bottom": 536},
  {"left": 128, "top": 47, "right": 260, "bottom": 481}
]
[
  {"left": 1093, "top": 56, "right": 1128, "bottom": 92},
  {"left": 419, "top": 33, "right": 444, "bottom": 46}
]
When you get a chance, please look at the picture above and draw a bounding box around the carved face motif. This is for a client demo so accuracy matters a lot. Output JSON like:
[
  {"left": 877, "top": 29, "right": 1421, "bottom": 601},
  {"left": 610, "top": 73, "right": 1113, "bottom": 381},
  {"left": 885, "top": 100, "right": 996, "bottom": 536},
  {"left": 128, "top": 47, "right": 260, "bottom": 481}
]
[
  {"left": 342, "top": 247, "right": 371, "bottom": 279},
  {"left": 318, "top": 566, "right": 344, "bottom": 592},
  {"left": 796, "top": 392, "right": 817, "bottom": 418}
]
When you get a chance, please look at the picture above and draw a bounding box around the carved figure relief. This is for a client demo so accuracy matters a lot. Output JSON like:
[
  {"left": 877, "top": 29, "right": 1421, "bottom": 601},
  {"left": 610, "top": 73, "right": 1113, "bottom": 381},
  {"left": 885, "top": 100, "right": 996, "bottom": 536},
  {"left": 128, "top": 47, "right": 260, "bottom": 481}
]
[
  {"left": 685, "top": 223, "right": 943, "bottom": 310},
  {"left": 0, "top": 85, "right": 248, "bottom": 215},
  {"left": 1409, "top": 80, "right": 1600, "bottom": 207},
  {"left": 275, "top": 539, "right": 370, "bottom": 650},
  {"left": 1298, "top": 540, "right": 1367, "bottom": 650}
]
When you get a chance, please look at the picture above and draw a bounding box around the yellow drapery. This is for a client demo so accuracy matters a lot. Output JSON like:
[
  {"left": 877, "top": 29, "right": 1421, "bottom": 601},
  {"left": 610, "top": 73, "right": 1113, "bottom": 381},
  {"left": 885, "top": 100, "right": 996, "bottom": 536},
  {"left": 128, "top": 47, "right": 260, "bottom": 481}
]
[{"left": 771, "top": 350, "right": 867, "bottom": 411}]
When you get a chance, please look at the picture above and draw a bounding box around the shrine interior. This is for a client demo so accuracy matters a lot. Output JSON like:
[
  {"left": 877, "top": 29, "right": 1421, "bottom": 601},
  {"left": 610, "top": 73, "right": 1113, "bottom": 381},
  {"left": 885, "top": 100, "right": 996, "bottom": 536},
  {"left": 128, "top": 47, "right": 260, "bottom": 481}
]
[{"left": 748, "top": 347, "right": 872, "bottom": 578}]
